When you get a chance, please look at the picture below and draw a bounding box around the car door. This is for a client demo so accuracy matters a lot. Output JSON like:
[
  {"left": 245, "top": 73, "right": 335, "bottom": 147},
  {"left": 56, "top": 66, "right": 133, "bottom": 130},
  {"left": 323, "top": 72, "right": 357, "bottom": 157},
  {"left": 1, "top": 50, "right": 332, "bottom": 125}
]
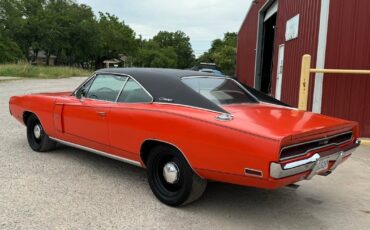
[
  {"left": 54, "top": 74, "right": 128, "bottom": 146},
  {"left": 108, "top": 78, "right": 153, "bottom": 154}
]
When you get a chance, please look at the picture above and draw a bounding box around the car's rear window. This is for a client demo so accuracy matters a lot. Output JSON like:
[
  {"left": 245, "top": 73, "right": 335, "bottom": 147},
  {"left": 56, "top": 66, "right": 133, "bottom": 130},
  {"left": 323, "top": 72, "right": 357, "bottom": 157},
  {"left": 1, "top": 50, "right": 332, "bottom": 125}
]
[{"left": 182, "top": 77, "right": 258, "bottom": 105}]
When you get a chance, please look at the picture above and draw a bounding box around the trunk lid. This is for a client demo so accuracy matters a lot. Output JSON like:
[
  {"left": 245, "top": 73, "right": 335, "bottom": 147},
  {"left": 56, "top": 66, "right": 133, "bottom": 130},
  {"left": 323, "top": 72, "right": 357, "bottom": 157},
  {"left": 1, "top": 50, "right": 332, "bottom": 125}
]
[{"left": 222, "top": 103, "right": 356, "bottom": 144}]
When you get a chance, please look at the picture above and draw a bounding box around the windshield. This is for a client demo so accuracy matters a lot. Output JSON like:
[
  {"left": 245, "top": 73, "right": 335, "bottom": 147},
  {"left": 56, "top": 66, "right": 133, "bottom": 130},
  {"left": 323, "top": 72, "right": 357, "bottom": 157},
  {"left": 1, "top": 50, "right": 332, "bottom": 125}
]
[{"left": 182, "top": 77, "right": 258, "bottom": 105}]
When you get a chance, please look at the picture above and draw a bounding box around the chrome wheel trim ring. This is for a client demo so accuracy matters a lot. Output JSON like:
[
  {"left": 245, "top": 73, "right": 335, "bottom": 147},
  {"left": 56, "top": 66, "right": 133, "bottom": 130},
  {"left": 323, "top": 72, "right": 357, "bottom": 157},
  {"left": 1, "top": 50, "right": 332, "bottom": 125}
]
[
  {"left": 163, "top": 162, "right": 180, "bottom": 184},
  {"left": 33, "top": 124, "right": 42, "bottom": 139}
]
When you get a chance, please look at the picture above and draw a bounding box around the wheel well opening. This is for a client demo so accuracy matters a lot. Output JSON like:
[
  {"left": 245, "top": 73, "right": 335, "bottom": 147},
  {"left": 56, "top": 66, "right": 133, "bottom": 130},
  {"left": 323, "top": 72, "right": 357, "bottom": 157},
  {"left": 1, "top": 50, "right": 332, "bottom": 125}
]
[
  {"left": 23, "top": 111, "right": 34, "bottom": 125},
  {"left": 140, "top": 140, "right": 178, "bottom": 166}
]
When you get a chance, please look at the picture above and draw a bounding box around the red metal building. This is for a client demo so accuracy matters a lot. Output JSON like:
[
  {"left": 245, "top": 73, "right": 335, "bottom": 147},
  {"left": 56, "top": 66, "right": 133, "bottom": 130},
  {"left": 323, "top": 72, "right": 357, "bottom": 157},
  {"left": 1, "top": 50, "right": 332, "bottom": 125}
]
[{"left": 237, "top": 0, "right": 370, "bottom": 137}]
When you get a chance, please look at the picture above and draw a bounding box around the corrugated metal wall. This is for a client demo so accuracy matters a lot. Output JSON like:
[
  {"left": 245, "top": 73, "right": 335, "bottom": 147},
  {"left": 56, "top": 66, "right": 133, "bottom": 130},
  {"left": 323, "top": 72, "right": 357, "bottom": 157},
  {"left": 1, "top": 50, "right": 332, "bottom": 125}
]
[
  {"left": 322, "top": 0, "right": 370, "bottom": 137},
  {"left": 271, "top": 0, "right": 321, "bottom": 107},
  {"left": 236, "top": 0, "right": 266, "bottom": 86},
  {"left": 237, "top": 0, "right": 321, "bottom": 107},
  {"left": 237, "top": 0, "right": 370, "bottom": 136}
]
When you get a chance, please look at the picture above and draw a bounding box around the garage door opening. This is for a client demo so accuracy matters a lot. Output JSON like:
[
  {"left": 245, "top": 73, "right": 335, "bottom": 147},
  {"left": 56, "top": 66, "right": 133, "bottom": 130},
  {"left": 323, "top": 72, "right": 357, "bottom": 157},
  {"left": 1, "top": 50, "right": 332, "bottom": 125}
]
[
  {"left": 260, "top": 13, "right": 277, "bottom": 94},
  {"left": 254, "top": 0, "right": 278, "bottom": 94}
]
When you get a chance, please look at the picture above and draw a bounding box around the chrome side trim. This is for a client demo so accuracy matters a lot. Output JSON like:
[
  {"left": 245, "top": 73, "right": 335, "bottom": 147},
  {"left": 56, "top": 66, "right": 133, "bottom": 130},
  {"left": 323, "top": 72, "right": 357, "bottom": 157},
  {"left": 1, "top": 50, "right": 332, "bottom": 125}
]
[
  {"left": 280, "top": 131, "right": 353, "bottom": 160},
  {"left": 270, "top": 141, "right": 360, "bottom": 179},
  {"left": 50, "top": 137, "right": 142, "bottom": 167}
]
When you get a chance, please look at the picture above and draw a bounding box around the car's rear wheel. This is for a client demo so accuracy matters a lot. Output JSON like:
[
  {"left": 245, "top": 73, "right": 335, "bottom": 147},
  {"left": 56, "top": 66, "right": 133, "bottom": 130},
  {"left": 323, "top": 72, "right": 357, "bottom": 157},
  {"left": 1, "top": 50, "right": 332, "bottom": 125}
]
[
  {"left": 146, "top": 145, "right": 207, "bottom": 206},
  {"left": 26, "top": 114, "right": 56, "bottom": 152}
]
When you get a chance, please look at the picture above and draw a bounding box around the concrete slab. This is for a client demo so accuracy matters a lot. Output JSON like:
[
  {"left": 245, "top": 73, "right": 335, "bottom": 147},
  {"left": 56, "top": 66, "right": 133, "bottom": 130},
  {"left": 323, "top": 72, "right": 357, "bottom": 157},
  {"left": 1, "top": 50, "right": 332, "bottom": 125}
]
[
  {"left": 0, "top": 76, "right": 24, "bottom": 81},
  {"left": 1, "top": 78, "right": 369, "bottom": 229}
]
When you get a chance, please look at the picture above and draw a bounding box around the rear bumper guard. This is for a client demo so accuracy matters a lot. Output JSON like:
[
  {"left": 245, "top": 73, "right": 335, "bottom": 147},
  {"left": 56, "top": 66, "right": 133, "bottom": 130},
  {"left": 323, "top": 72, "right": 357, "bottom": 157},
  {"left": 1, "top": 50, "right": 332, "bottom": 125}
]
[{"left": 270, "top": 140, "right": 361, "bottom": 179}]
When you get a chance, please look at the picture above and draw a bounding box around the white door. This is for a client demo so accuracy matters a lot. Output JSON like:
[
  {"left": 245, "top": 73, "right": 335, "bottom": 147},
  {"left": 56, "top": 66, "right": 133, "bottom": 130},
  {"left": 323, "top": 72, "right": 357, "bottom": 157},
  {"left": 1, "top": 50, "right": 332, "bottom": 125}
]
[{"left": 275, "top": 44, "right": 285, "bottom": 100}]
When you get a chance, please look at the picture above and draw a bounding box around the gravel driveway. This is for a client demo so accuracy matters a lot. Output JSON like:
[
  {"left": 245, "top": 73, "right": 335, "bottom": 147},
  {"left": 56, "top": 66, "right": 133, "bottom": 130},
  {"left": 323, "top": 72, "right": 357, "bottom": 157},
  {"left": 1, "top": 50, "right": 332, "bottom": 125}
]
[{"left": 1, "top": 77, "right": 369, "bottom": 229}]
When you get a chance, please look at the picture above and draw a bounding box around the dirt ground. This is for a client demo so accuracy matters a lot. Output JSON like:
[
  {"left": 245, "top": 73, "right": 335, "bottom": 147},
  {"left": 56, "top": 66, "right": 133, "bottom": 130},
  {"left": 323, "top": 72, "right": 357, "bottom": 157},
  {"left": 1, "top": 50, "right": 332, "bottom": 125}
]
[{"left": 1, "top": 77, "right": 369, "bottom": 229}]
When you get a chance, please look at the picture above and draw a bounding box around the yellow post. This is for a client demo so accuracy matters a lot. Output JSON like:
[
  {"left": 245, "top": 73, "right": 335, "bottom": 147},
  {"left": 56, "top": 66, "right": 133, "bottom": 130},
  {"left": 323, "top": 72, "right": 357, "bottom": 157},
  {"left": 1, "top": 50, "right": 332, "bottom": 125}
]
[
  {"left": 298, "top": 55, "right": 312, "bottom": 110},
  {"left": 310, "top": 69, "right": 370, "bottom": 74}
]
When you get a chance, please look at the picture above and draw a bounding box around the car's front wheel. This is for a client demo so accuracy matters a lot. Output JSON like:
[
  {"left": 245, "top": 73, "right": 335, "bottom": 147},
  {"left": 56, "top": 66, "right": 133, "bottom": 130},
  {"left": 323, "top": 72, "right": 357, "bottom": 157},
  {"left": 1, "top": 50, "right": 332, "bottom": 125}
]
[
  {"left": 26, "top": 114, "right": 57, "bottom": 152},
  {"left": 146, "top": 145, "right": 207, "bottom": 206}
]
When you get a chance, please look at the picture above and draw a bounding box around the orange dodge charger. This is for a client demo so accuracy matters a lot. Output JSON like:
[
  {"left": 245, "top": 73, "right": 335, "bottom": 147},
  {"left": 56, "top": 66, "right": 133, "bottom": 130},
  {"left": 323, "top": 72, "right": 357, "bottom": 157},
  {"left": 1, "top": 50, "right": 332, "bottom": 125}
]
[{"left": 9, "top": 68, "right": 360, "bottom": 206}]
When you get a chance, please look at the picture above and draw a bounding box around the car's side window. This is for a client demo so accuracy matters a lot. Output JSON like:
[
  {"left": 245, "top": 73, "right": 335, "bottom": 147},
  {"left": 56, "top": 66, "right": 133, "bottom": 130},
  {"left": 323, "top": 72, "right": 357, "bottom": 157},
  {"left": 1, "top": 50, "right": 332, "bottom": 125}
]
[
  {"left": 85, "top": 74, "right": 128, "bottom": 102},
  {"left": 117, "top": 78, "right": 152, "bottom": 103},
  {"left": 76, "top": 77, "right": 94, "bottom": 98}
]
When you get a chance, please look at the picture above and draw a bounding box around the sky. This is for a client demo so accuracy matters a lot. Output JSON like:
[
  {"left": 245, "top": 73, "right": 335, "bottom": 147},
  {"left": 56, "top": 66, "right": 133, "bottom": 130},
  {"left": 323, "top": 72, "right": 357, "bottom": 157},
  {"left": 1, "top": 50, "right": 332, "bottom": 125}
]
[{"left": 78, "top": 0, "right": 252, "bottom": 56}]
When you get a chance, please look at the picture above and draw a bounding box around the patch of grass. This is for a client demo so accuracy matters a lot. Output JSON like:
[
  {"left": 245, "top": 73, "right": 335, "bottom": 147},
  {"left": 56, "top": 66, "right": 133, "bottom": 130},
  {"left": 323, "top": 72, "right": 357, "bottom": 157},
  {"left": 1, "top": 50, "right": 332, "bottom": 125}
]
[{"left": 0, "top": 64, "right": 92, "bottom": 78}]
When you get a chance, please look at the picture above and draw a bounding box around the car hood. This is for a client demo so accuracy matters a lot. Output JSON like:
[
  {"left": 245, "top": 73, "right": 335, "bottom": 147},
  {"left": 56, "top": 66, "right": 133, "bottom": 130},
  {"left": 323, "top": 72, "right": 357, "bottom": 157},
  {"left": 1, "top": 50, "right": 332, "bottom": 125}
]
[{"left": 221, "top": 103, "right": 355, "bottom": 143}]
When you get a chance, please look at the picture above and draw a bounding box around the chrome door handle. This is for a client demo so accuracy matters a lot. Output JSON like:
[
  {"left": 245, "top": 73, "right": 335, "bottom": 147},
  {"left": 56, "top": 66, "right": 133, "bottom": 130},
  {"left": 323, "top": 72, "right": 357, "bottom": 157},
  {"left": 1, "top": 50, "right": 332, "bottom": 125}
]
[{"left": 97, "top": 112, "right": 107, "bottom": 117}]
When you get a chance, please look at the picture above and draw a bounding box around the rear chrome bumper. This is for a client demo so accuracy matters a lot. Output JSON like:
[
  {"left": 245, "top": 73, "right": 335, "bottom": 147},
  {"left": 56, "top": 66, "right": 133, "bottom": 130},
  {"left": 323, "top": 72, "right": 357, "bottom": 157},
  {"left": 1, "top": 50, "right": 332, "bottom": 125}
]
[{"left": 270, "top": 140, "right": 361, "bottom": 179}]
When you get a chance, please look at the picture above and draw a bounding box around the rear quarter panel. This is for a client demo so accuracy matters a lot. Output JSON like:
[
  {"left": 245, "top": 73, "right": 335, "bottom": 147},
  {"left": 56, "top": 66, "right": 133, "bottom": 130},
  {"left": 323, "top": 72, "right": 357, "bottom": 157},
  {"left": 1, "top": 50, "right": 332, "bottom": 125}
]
[{"left": 108, "top": 103, "right": 281, "bottom": 181}]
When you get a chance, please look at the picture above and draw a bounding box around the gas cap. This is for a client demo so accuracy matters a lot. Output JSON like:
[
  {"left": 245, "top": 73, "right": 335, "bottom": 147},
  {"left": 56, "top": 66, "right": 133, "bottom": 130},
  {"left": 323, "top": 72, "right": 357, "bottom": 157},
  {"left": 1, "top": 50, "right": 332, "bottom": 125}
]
[{"left": 216, "top": 113, "right": 233, "bottom": 121}]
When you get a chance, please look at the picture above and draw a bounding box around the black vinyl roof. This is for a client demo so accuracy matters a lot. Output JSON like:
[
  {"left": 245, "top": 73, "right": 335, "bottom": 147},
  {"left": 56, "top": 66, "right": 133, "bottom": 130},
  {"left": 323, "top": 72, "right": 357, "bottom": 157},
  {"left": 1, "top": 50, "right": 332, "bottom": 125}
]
[
  {"left": 95, "top": 68, "right": 291, "bottom": 113},
  {"left": 96, "top": 68, "right": 228, "bottom": 113}
]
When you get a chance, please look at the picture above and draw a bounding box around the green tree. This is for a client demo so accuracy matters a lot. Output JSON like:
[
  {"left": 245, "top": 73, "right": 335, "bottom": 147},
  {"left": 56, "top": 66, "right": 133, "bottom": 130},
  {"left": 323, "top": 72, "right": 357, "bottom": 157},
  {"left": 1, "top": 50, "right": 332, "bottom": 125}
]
[
  {"left": 17, "top": 0, "right": 49, "bottom": 61},
  {"left": 198, "top": 32, "right": 237, "bottom": 76},
  {"left": 43, "top": 1, "right": 98, "bottom": 67},
  {"left": 0, "top": 32, "right": 23, "bottom": 63},
  {"left": 0, "top": 0, "right": 30, "bottom": 58},
  {"left": 152, "top": 31, "right": 195, "bottom": 69},
  {"left": 0, "top": 0, "right": 139, "bottom": 67},
  {"left": 0, "top": 0, "right": 195, "bottom": 69},
  {"left": 134, "top": 39, "right": 177, "bottom": 68},
  {"left": 0, "top": 0, "right": 23, "bottom": 63},
  {"left": 94, "top": 12, "right": 138, "bottom": 68}
]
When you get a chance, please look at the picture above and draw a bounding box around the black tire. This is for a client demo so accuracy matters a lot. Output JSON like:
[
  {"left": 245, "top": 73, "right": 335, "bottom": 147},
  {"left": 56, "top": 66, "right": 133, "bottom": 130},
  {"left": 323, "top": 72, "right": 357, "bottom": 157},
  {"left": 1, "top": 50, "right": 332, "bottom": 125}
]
[
  {"left": 146, "top": 145, "right": 207, "bottom": 206},
  {"left": 26, "top": 114, "right": 57, "bottom": 152}
]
